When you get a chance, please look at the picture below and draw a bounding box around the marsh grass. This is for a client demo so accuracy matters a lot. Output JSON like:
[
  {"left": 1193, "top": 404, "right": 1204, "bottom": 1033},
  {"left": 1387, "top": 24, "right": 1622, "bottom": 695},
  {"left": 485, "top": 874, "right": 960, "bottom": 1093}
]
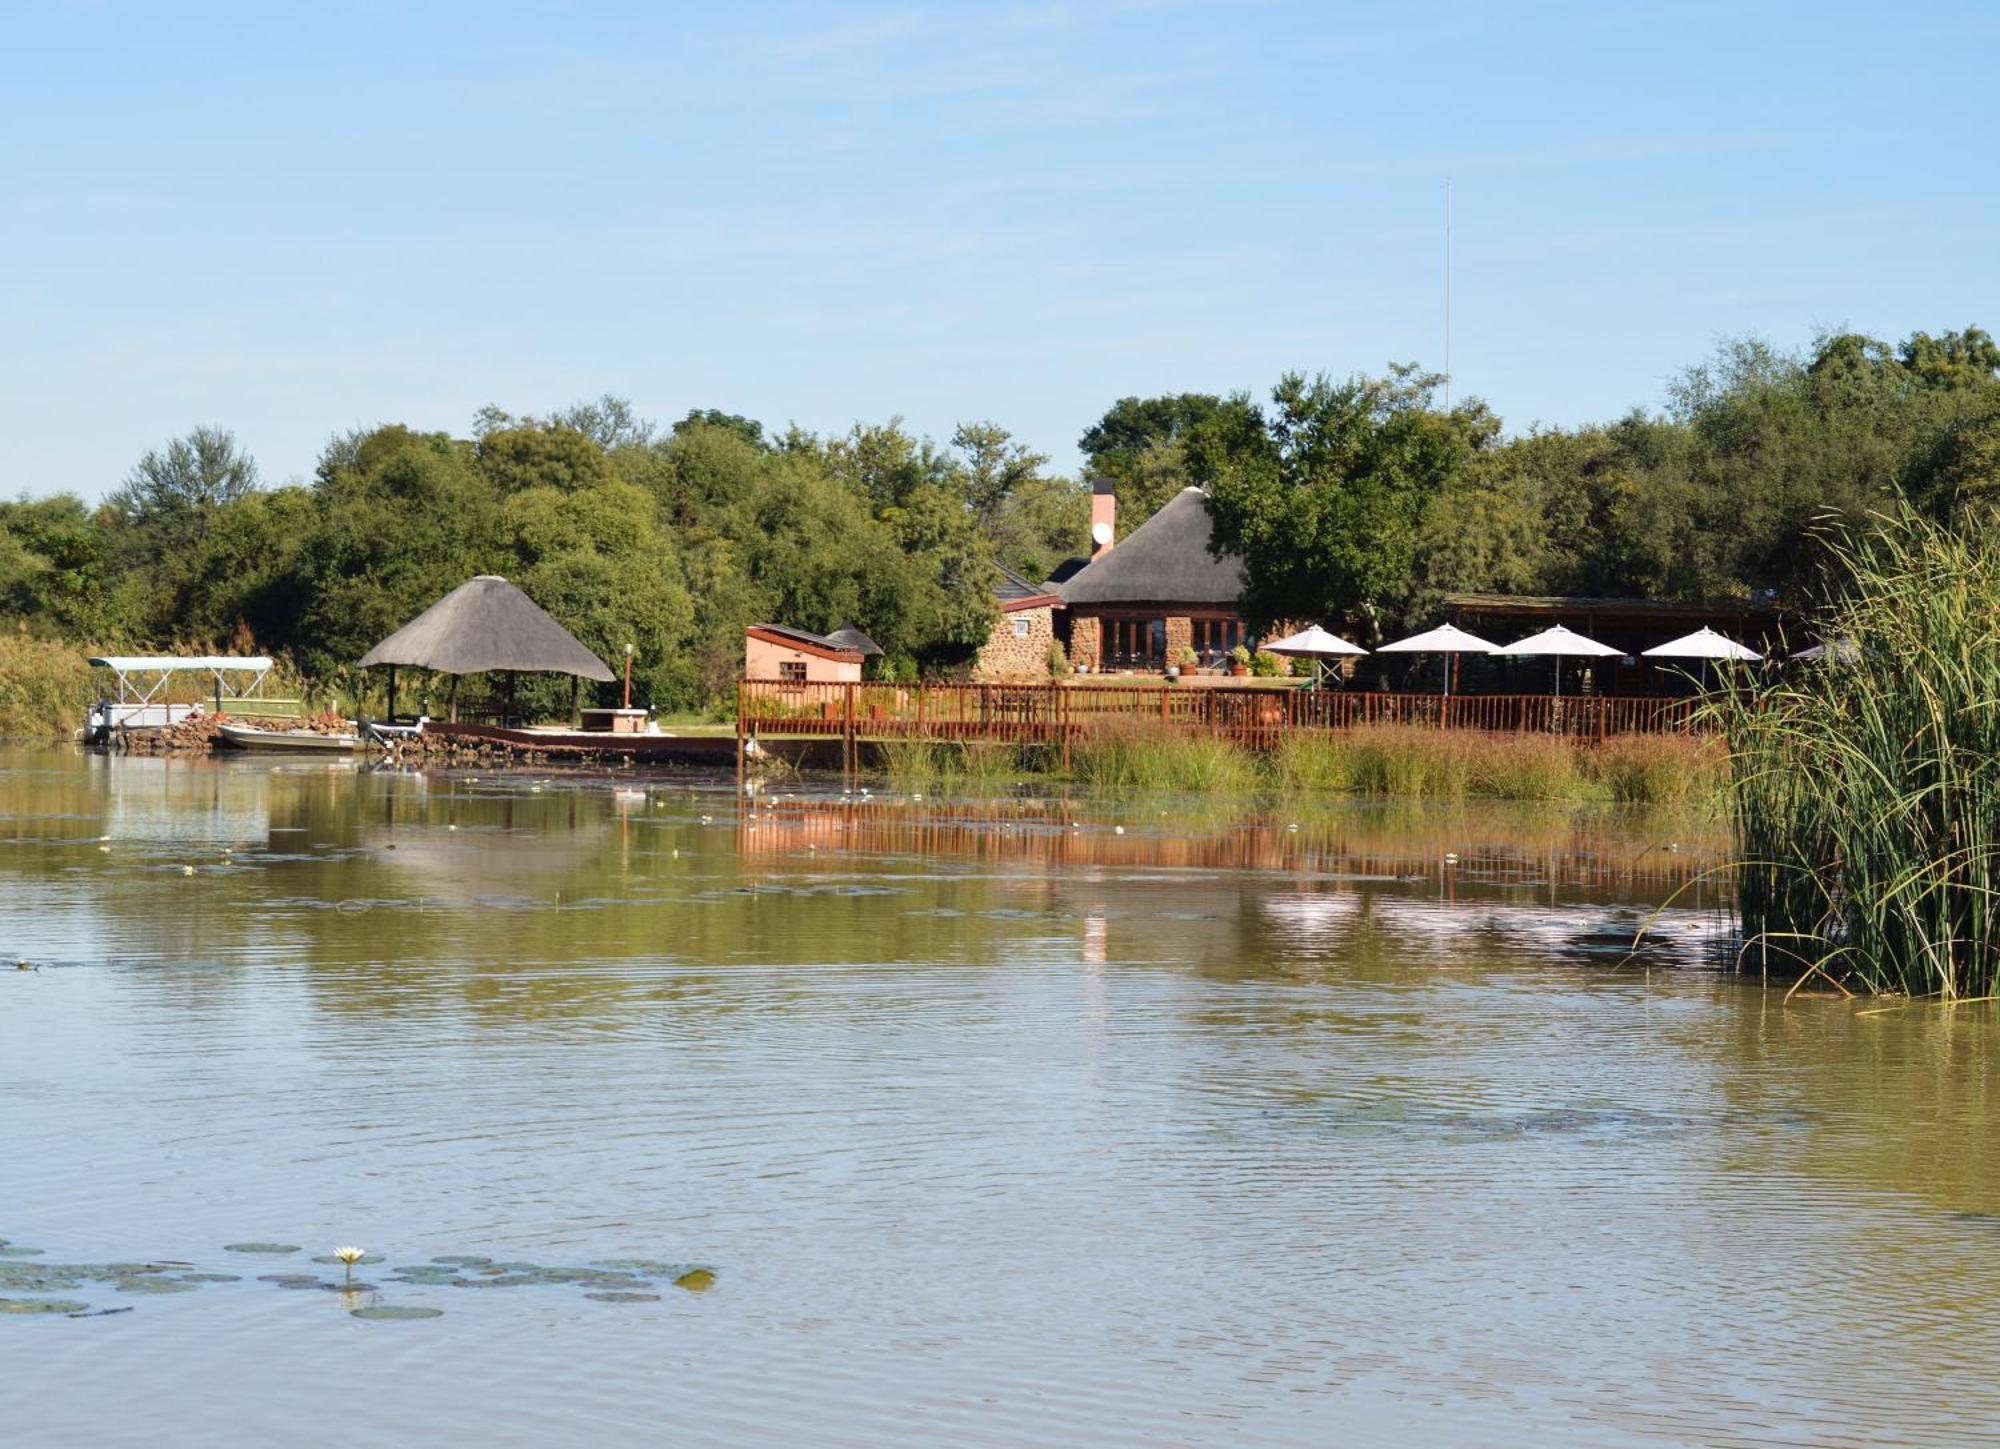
[
  {"left": 1268, "top": 725, "right": 1722, "bottom": 805},
  {"left": 877, "top": 717, "right": 1724, "bottom": 804},
  {"left": 1069, "top": 718, "right": 1261, "bottom": 794},
  {"left": 877, "top": 738, "right": 1049, "bottom": 790},
  {"left": 0, "top": 635, "right": 96, "bottom": 738},
  {"left": 1714, "top": 513, "right": 2000, "bottom": 998}
]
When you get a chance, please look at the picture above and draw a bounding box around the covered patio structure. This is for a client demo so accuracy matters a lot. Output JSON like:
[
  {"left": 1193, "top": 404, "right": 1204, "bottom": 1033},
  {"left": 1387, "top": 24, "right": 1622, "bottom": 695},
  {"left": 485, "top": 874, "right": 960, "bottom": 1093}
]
[{"left": 358, "top": 575, "right": 614, "bottom": 724}]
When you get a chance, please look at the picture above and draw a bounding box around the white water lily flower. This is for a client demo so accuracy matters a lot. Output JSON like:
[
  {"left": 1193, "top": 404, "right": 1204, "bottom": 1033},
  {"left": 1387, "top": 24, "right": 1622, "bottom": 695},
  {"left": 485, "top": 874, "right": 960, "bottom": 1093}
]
[{"left": 334, "top": 1246, "right": 366, "bottom": 1265}]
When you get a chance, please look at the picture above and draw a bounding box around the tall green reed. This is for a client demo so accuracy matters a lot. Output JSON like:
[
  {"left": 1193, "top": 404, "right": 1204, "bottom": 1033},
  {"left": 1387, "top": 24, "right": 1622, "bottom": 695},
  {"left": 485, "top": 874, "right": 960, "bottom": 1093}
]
[{"left": 1714, "top": 512, "right": 2000, "bottom": 998}]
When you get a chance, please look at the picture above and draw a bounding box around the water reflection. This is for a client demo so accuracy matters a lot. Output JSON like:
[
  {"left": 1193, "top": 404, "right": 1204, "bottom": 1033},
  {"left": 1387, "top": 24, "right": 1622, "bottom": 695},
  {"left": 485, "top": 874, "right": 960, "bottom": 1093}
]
[{"left": 3, "top": 748, "right": 2000, "bottom": 1448}]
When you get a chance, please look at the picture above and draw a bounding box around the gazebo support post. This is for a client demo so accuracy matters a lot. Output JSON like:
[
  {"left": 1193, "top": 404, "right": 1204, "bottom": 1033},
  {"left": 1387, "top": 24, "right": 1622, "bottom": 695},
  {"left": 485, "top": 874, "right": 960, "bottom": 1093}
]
[
  {"left": 448, "top": 675, "right": 460, "bottom": 723},
  {"left": 387, "top": 666, "right": 397, "bottom": 724},
  {"left": 569, "top": 675, "right": 580, "bottom": 728},
  {"left": 504, "top": 671, "right": 516, "bottom": 727}
]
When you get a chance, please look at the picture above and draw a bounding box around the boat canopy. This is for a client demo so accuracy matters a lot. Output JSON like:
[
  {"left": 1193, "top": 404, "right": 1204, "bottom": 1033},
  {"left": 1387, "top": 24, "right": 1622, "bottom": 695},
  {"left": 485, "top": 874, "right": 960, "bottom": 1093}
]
[
  {"left": 88, "top": 655, "right": 277, "bottom": 710},
  {"left": 89, "top": 655, "right": 274, "bottom": 673}
]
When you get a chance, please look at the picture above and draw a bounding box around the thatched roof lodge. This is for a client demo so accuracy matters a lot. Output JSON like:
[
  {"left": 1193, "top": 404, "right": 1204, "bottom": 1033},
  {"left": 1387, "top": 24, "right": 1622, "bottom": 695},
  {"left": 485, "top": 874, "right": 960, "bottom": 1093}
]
[{"left": 1056, "top": 486, "right": 1250, "bottom": 669}]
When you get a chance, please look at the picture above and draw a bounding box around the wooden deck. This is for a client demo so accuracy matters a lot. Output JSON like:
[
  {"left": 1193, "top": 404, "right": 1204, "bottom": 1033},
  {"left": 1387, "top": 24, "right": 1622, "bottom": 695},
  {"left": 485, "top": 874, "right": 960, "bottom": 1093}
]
[{"left": 737, "top": 679, "right": 1703, "bottom": 769}]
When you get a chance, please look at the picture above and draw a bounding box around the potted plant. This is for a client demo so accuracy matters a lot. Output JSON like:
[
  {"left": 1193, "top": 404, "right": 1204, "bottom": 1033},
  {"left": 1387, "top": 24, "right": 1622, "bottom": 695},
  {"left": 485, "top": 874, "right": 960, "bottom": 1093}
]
[
  {"left": 1229, "top": 644, "right": 1252, "bottom": 677},
  {"left": 1167, "top": 645, "right": 1198, "bottom": 681}
]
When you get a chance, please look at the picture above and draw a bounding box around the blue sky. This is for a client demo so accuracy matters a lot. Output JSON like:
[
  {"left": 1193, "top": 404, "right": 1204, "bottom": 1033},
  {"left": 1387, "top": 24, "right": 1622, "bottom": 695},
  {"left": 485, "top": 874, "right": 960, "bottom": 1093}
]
[{"left": 3, "top": 1, "right": 1995, "bottom": 498}]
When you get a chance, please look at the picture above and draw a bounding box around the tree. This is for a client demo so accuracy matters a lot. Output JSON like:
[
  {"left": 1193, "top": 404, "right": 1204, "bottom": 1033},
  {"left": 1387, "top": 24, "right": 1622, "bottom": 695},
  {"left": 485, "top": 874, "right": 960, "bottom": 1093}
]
[
  {"left": 475, "top": 425, "right": 614, "bottom": 494},
  {"left": 110, "top": 426, "right": 259, "bottom": 550},
  {"left": 1079, "top": 393, "right": 1262, "bottom": 524},
  {"left": 672, "top": 409, "right": 767, "bottom": 451},
  {"left": 951, "top": 421, "right": 1047, "bottom": 521},
  {"left": 1200, "top": 367, "right": 1489, "bottom": 636}
]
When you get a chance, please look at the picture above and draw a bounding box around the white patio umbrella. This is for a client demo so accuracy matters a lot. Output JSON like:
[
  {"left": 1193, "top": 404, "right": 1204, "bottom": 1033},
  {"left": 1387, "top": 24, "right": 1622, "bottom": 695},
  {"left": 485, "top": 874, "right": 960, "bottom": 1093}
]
[
  {"left": 1642, "top": 627, "right": 1760, "bottom": 692},
  {"left": 1498, "top": 625, "right": 1621, "bottom": 698},
  {"left": 1641, "top": 627, "right": 1760, "bottom": 662},
  {"left": 1376, "top": 622, "right": 1500, "bottom": 695},
  {"left": 1262, "top": 624, "right": 1367, "bottom": 686}
]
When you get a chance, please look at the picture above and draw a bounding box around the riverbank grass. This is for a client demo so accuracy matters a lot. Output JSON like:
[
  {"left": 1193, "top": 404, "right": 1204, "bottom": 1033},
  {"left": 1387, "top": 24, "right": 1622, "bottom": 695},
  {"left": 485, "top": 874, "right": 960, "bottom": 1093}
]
[{"left": 0, "top": 636, "right": 95, "bottom": 739}]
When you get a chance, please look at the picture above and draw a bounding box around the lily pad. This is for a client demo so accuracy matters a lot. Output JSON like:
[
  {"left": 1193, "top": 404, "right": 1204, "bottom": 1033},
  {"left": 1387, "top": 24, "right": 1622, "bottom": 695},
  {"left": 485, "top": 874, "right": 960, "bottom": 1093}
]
[
  {"left": 673, "top": 1268, "right": 717, "bottom": 1293},
  {"left": 256, "top": 1274, "right": 320, "bottom": 1285},
  {"left": 115, "top": 1277, "right": 195, "bottom": 1294},
  {"left": 351, "top": 1305, "right": 443, "bottom": 1321},
  {"left": 224, "top": 1243, "right": 301, "bottom": 1255},
  {"left": 66, "top": 1306, "right": 135, "bottom": 1318},
  {"left": 310, "top": 1253, "right": 385, "bottom": 1266},
  {"left": 0, "top": 1247, "right": 46, "bottom": 1258},
  {"left": 0, "top": 1297, "right": 87, "bottom": 1314},
  {"left": 451, "top": 1274, "right": 536, "bottom": 1288},
  {"left": 319, "top": 1281, "right": 379, "bottom": 1293},
  {"left": 584, "top": 1291, "right": 661, "bottom": 1303},
  {"left": 430, "top": 1255, "right": 490, "bottom": 1267},
  {"left": 177, "top": 1273, "right": 240, "bottom": 1283}
]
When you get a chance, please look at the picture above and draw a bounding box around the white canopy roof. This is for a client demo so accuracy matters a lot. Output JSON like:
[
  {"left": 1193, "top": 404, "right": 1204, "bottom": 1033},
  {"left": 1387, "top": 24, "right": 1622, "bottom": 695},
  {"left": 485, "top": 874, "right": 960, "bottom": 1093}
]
[
  {"left": 1642, "top": 628, "right": 1760, "bottom": 662},
  {"left": 1376, "top": 623, "right": 1500, "bottom": 654},
  {"left": 89, "top": 656, "right": 274, "bottom": 673},
  {"left": 1792, "top": 636, "right": 1859, "bottom": 664},
  {"left": 1499, "top": 625, "right": 1621, "bottom": 658},
  {"left": 1262, "top": 624, "right": 1368, "bottom": 656}
]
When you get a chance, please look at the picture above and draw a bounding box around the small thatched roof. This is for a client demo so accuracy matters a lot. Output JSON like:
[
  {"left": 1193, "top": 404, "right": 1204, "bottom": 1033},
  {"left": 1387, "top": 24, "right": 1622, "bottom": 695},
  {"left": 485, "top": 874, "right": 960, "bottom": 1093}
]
[
  {"left": 359, "top": 576, "right": 614, "bottom": 680},
  {"left": 1057, "top": 488, "right": 1245, "bottom": 607},
  {"left": 825, "top": 623, "right": 885, "bottom": 658}
]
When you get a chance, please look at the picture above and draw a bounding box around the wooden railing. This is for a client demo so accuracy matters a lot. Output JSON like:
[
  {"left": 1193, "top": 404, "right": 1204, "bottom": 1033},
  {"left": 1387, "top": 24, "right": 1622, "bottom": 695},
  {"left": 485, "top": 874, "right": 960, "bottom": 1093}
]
[{"left": 738, "top": 681, "right": 1702, "bottom": 749}]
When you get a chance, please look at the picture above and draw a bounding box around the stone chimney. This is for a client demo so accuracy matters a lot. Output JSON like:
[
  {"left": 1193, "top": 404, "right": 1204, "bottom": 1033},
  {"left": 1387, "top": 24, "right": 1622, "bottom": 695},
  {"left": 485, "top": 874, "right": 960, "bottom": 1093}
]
[{"left": 1089, "top": 478, "right": 1117, "bottom": 559}]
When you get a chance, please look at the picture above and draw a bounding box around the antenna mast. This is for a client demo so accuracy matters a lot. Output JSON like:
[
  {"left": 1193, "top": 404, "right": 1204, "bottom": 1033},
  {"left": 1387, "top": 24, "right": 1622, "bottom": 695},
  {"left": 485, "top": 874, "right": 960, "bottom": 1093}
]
[{"left": 1444, "top": 175, "right": 1452, "bottom": 413}]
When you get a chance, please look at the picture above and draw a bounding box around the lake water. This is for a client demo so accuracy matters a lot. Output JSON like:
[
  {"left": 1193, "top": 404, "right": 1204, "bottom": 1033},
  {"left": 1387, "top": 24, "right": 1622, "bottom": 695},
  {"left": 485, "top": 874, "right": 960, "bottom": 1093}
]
[{"left": 3, "top": 746, "right": 1999, "bottom": 1447}]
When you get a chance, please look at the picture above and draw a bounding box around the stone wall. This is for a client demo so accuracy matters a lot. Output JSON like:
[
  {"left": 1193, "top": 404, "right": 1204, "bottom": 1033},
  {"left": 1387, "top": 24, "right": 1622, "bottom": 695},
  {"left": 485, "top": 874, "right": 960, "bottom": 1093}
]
[
  {"left": 1164, "top": 615, "right": 1193, "bottom": 663},
  {"left": 974, "top": 606, "right": 1058, "bottom": 681},
  {"left": 1068, "top": 615, "right": 1102, "bottom": 671}
]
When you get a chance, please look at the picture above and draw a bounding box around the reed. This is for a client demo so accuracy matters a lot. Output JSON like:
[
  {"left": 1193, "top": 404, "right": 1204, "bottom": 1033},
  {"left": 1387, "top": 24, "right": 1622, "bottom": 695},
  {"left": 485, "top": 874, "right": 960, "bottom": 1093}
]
[
  {"left": 1068, "top": 717, "right": 1261, "bottom": 794},
  {"left": 0, "top": 634, "right": 96, "bottom": 739},
  {"left": 1267, "top": 725, "right": 1719, "bottom": 804},
  {"left": 1714, "top": 512, "right": 2000, "bottom": 998},
  {"left": 876, "top": 738, "right": 1039, "bottom": 790}
]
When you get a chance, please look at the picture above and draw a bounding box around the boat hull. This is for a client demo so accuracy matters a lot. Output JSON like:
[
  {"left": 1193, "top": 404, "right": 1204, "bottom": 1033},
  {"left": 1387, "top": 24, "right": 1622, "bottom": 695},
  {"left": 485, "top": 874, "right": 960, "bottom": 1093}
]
[{"left": 216, "top": 723, "right": 360, "bottom": 753}]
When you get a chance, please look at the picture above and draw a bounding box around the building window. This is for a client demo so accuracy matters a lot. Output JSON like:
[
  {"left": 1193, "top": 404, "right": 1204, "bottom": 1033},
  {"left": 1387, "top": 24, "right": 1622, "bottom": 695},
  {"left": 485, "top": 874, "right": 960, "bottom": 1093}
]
[
  {"left": 779, "top": 661, "right": 806, "bottom": 682},
  {"left": 1103, "top": 616, "right": 1165, "bottom": 665},
  {"left": 1190, "top": 617, "right": 1244, "bottom": 660},
  {"left": 1012, "top": 616, "right": 1031, "bottom": 638}
]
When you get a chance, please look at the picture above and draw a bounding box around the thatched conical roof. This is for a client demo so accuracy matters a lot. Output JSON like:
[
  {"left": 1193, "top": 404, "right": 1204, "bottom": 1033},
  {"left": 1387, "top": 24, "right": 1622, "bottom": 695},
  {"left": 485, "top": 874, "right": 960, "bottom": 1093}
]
[
  {"left": 1056, "top": 488, "right": 1245, "bottom": 606},
  {"left": 825, "top": 623, "right": 885, "bottom": 658},
  {"left": 359, "top": 576, "right": 614, "bottom": 680}
]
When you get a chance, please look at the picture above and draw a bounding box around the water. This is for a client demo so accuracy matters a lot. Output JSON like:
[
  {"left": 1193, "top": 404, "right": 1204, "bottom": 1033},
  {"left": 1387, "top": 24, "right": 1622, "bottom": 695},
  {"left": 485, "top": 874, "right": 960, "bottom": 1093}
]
[{"left": 2, "top": 747, "right": 1999, "bottom": 1447}]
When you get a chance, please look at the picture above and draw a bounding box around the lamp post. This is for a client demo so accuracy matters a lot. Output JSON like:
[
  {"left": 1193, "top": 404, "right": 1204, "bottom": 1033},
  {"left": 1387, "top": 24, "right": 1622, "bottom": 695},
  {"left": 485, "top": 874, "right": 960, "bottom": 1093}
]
[{"left": 623, "top": 643, "right": 635, "bottom": 709}]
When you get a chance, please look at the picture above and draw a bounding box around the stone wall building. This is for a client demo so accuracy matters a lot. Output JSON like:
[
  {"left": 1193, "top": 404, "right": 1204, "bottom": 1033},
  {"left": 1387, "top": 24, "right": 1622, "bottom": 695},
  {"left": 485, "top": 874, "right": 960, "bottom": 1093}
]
[{"left": 972, "top": 567, "right": 1064, "bottom": 681}]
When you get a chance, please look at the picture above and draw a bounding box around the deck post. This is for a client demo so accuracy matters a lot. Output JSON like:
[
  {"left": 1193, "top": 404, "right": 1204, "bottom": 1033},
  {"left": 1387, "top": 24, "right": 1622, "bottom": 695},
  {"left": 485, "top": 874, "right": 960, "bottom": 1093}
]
[
  {"left": 735, "top": 681, "right": 746, "bottom": 785},
  {"left": 386, "top": 666, "right": 397, "bottom": 724},
  {"left": 844, "top": 681, "right": 856, "bottom": 780},
  {"left": 448, "top": 674, "right": 460, "bottom": 723}
]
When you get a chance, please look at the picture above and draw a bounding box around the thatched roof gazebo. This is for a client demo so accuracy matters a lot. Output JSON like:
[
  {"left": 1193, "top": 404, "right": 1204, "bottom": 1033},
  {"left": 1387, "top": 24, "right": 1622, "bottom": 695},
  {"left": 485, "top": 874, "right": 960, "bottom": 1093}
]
[{"left": 360, "top": 575, "right": 612, "bottom": 722}]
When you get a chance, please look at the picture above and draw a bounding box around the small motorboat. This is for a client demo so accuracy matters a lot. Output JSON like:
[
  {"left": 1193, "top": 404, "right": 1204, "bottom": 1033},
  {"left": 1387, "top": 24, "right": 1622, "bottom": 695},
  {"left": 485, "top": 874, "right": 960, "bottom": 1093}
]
[{"left": 216, "top": 722, "right": 361, "bottom": 753}]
